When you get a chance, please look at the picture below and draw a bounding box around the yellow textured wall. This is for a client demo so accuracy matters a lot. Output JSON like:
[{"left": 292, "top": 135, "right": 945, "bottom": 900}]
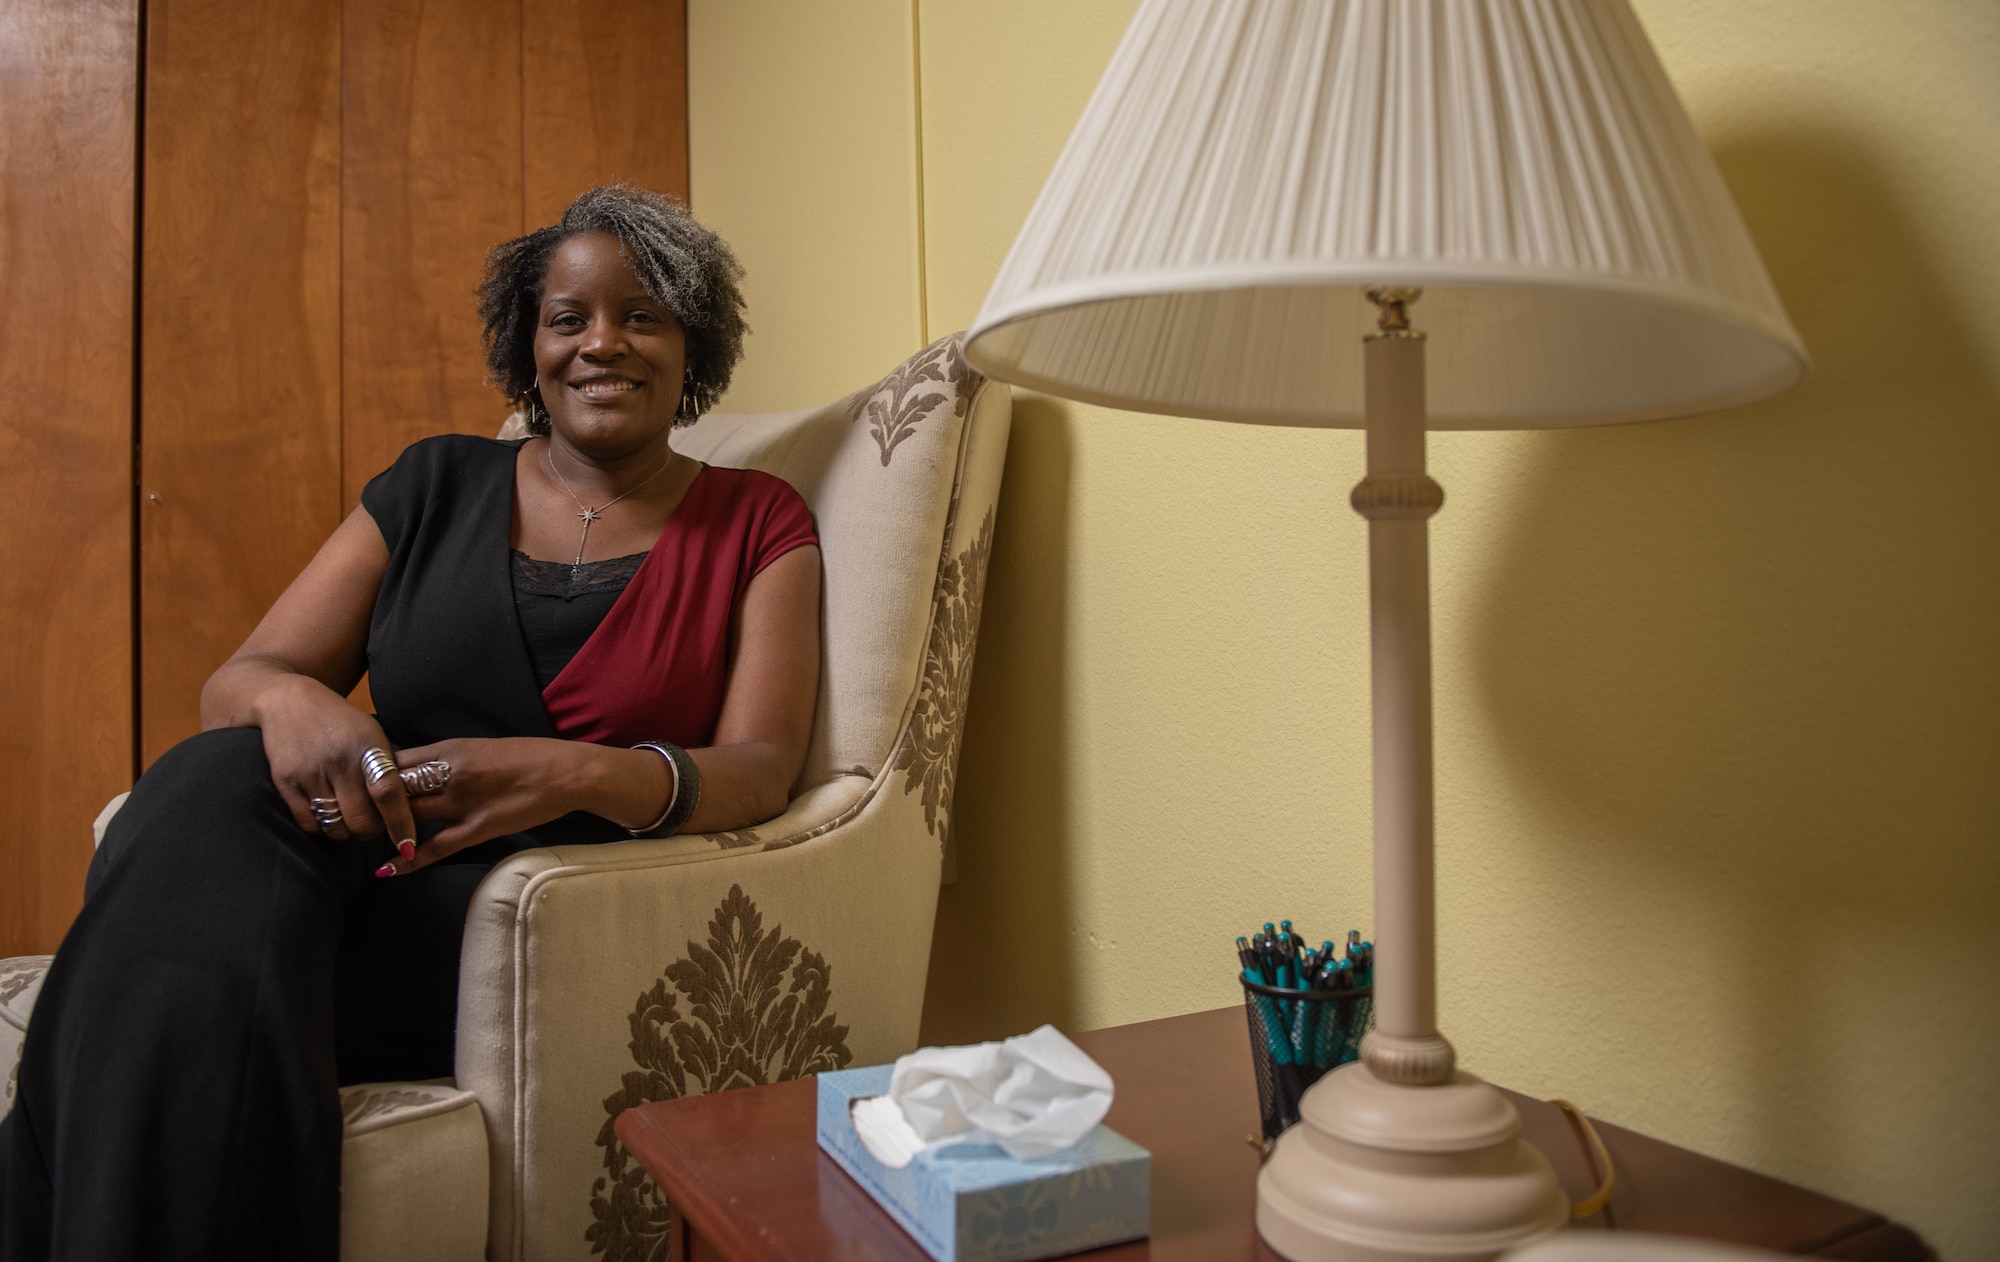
[
  {"left": 686, "top": 0, "right": 924, "bottom": 408},
  {"left": 689, "top": 2, "right": 2000, "bottom": 1255}
]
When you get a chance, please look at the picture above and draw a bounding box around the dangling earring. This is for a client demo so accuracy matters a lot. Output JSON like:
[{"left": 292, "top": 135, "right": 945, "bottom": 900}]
[
  {"left": 527, "top": 373, "right": 551, "bottom": 430},
  {"left": 677, "top": 375, "right": 698, "bottom": 423}
]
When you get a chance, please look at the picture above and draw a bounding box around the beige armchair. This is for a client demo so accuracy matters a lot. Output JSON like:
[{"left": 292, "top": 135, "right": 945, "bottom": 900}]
[{"left": 0, "top": 335, "right": 1011, "bottom": 1261}]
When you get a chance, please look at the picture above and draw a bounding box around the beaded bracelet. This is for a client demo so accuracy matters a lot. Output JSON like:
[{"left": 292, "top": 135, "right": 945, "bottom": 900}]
[{"left": 629, "top": 742, "right": 702, "bottom": 837}]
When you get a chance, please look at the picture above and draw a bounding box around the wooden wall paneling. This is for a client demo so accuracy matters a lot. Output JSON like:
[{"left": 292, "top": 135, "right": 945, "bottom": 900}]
[
  {"left": 522, "top": 0, "right": 690, "bottom": 225},
  {"left": 0, "top": 0, "right": 139, "bottom": 954},
  {"left": 342, "top": 0, "right": 526, "bottom": 507},
  {"left": 139, "top": 0, "right": 344, "bottom": 765}
]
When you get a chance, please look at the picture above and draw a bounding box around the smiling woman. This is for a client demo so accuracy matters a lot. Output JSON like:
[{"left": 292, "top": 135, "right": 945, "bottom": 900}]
[{"left": 0, "top": 187, "right": 822, "bottom": 1260}]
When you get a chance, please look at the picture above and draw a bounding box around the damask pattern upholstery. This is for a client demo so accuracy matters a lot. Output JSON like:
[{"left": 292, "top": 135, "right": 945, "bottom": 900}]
[
  {"left": 0, "top": 957, "right": 50, "bottom": 1119},
  {"left": 0, "top": 335, "right": 1011, "bottom": 1262}
]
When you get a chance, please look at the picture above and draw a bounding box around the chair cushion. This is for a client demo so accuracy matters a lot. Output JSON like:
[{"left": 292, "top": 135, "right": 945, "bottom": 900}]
[{"left": 337, "top": 1081, "right": 489, "bottom": 1262}]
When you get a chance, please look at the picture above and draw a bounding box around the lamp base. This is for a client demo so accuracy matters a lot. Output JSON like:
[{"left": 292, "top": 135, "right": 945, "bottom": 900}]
[{"left": 1256, "top": 1062, "right": 1569, "bottom": 1262}]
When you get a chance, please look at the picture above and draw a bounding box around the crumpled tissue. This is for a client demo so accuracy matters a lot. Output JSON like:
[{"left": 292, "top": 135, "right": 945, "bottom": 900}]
[{"left": 849, "top": 1024, "right": 1113, "bottom": 1167}]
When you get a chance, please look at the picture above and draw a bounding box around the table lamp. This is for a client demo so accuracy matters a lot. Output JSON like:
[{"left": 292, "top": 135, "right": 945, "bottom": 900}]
[{"left": 963, "top": 1, "right": 1807, "bottom": 1258}]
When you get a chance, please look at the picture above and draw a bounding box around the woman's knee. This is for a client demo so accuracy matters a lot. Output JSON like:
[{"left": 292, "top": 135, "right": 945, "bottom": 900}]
[
  {"left": 91, "top": 727, "right": 373, "bottom": 907},
  {"left": 133, "top": 727, "right": 277, "bottom": 809}
]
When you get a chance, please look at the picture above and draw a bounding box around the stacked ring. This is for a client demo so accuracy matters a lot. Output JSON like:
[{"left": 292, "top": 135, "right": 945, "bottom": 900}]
[
  {"left": 361, "top": 747, "right": 399, "bottom": 786},
  {"left": 398, "top": 760, "right": 451, "bottom": 797},
  {"left": 309, "top": 796, "right": 345, "bottom": 834}
]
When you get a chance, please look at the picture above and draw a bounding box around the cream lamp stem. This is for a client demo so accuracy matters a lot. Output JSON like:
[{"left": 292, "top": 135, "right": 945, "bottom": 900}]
[
  {"left": 1353, "top": 289, "right": 1454, "bottom": 1085},
  {"left": 1254, "top": 291, "right": 1565, "bottom": 1262}
]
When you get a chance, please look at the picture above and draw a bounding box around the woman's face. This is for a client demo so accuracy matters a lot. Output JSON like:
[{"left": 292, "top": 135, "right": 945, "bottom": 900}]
[{"left": 532, "top": 231, "right": 687, "bottom": 458}]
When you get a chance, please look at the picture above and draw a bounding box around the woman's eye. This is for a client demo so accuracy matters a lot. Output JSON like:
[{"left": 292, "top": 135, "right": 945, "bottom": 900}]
[
  {"left": 629, "top": 311, "right": 658, "bottom": 324},
  {"left": 549, "top": 314, "right": 584, "bottom": 329}
]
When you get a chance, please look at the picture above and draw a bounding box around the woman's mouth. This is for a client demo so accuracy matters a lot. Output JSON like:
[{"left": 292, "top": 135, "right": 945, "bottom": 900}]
[{"left": 571, "top": 377, "right": 641, "bottom": 400}]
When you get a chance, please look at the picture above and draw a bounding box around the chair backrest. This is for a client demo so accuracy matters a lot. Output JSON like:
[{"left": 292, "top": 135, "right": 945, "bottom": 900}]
[{"left": 671, "top": 335, "right": 1010, "bottom": 798}]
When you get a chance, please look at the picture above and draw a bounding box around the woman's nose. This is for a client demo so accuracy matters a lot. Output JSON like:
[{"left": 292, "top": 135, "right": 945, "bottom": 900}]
[{"left": 580, "top": 315, "right": 627, "bottom": 358}]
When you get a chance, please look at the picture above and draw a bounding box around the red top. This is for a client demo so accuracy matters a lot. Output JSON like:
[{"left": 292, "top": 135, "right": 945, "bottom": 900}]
[{"left": 540, "top": 464, "right": 818, "bottom": 750}]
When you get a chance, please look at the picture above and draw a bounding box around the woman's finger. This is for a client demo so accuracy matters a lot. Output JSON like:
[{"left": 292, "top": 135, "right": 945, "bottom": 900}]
[
  {"left": 361, "top": 746, "right": 420, "bottom": 866},
  {"left": 391, "top": 742, "right": 460, "bottom": 822},
  {"left": 279, "top": 781, "right": 331, "bottom": 837},
  {"left": 395, "top": 741, "right": 448, "bottom": 767},
  {"left": 303, "top": 777, "right": 354, "bottom": 841},
  {"left": 332, "top": 766, "right": 383, "bottom": 840},
  {"left": 376, "top": 819, "right": 482, "bottom": 877},
  {"left": 392, "top": 750, "right": 454, "bottom": 801}
]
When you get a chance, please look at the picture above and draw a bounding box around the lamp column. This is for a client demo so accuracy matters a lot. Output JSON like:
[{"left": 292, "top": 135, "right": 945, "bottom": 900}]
[
  {"left": 1352, "top": 289, "right": 1454, "bottom": 1087},
  {"left": 1254, "top": 291, "right": 1568, "bottom": 1262}
]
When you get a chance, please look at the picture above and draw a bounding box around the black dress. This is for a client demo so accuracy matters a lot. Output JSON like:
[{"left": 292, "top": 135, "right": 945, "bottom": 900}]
[{"left": 0, "top": 436, "right": 646, "bottom": 1260}]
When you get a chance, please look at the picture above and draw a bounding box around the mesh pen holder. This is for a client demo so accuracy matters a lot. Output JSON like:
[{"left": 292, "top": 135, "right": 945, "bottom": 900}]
[{"left": 1242, "top": 977, "right": 1375, "bottom": 1143}]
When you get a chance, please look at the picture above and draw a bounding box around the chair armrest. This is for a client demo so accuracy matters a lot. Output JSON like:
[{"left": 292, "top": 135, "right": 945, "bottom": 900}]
[
  {"left": 502, "top": 772, "right": 871, "bottom": 879},
  {"left": 455, "top": 768, "right": 943, "bottom": 1260}
]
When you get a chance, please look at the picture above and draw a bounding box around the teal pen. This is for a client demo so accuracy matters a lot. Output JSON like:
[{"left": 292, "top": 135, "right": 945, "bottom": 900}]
[
  {"left": 1241, "top": 936, "right": 1292, "bottom": 1064},
  {"left": 1247, "top": 973, "right": 1292, "bottom": 1066},
  {"left": 1295, "top": 998, "right": 1311, "bottom": 1066},
  {"left": 1273, "top": 935, "right": 1296, "bottom": 1052}
]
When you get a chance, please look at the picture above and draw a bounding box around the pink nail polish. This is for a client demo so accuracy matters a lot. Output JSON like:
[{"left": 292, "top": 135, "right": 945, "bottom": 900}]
[
  {"left": 398, "top": 839, "right": 417, "bottom": 862},
  {"left": 374, "top": 862, "right": 397, "bottom": 879}
]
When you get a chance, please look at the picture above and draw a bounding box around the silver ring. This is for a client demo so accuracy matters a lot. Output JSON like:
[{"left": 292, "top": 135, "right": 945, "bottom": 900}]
[
  {"left": 361, "top": 747, "right": 399, "bottom": 786},
  {"left": 309, "top": 796, "right": 345, "bottom": 833},
  {"left": 397, "top": 759, "right": 451, "bottom": 797}
]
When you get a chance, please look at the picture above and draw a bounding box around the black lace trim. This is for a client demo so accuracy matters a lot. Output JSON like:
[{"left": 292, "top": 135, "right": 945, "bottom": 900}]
[{"left": 510, "top": 549, "right": 649, "bottom": 600}]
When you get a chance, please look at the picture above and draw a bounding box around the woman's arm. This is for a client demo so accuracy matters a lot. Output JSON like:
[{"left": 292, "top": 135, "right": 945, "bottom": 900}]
[
  {"left": 202, "top": 505, "right": 421, "bottom": 851},
  {"left": 388, "top": 544, "right": 823, "bottom": 868},
  {"left": 203, "top": 507, "right": 385, "bottom": 723},
  {"left": 683, "top": 543, "right": 823, "bottom": 830}
]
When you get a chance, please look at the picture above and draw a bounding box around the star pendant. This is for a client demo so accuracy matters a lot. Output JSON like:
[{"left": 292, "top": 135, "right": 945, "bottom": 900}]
[{"left": 577, "top": 507, "right": 601, "bottom": 524}]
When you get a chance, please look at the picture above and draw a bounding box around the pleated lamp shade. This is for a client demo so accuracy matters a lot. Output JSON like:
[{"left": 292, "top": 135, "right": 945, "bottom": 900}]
[{"left": 964, "top": 0, "right": 1808, "bottom": 430}]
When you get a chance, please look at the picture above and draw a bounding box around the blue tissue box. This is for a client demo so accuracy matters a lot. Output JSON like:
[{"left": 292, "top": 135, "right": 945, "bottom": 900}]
[{"left": 816, "top": 1065, "right": 1151, "bottom": 1262}]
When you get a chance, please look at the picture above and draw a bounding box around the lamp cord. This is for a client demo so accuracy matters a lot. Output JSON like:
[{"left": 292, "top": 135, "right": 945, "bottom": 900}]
[{"left": 1551, "top": 1099, "right": 1618, "bottom": 1223}]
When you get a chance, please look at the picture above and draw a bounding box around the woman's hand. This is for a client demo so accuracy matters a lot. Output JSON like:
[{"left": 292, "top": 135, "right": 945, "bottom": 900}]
[
  {"left": 381, "top": 737, "right": 674, "bottom": 872},
  {"left": 202, "top": 503, "right": 413, "bottom": 859},
  {"left": 248, "top": 671, "right": 420, "bottom": 858}
]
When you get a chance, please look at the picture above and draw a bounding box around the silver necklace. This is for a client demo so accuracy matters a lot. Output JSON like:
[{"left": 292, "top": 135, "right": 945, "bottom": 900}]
[{"left": 544, "top": 443, "right": 673, "bottom": 576}]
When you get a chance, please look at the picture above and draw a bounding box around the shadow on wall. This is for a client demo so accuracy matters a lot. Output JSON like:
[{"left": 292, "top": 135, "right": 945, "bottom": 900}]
[
  {"left": 920, "top": 394, "right": 1079, "bottom": 1044},
  {"left": 1463, "top": 128, "right": 1999, "bottom": 1224}
]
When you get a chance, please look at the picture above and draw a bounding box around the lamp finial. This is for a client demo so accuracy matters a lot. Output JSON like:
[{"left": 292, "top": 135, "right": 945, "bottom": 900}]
[{"left": 1366, "top": 287, "right": 1424, "bottom": 339}]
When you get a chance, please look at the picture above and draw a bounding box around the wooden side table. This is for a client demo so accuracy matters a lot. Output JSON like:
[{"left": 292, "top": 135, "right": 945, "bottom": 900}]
[{"left": 614, "top": 1006, "right": 1931, "bottom": 1261}]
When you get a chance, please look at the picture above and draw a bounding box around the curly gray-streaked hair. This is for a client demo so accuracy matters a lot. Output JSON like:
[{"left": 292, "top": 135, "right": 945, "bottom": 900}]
[{"left": 477, "top": 184, "right": 748, "bottom": 433}]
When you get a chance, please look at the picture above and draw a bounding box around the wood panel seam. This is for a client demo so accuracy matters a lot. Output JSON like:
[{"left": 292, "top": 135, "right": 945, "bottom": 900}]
[{"left": 131, "top": 0, "right": 150, "bottom": 784}]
